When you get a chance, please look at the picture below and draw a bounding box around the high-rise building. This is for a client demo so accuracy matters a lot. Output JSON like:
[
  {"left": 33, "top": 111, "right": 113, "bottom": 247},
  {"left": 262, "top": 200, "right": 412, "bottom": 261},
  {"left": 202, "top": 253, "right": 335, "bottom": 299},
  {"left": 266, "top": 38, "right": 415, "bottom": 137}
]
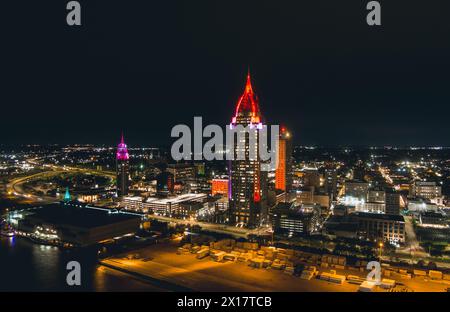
[
  {"left": 116, "top": 133, "right": 130, "bottom": 197},
  {"left": 324, "top": 168, "right": 338, "bottom": 201},
  {"left": 275, "top": 127, "right": 293, "bottom": 192},
  {"left": 229, "top": 72, "right": 266, "bottom": 227},
  {"left": 167, "top": 163, "right": 196, "bottom": 183},
  {"left": 302, "top": 169, "right": 321, "bottom": 189},
  {"left": 368, "top": 189, "right": 386, "bottom": 203},
  {"left": 156, "top": 172, "right": 174, "bottom": 195},
  {"left": 385, "top": 188, "right": 401, "bottom": 215},
  {"left": 344, "top": 180, "right": 369, "bottom": 201}
]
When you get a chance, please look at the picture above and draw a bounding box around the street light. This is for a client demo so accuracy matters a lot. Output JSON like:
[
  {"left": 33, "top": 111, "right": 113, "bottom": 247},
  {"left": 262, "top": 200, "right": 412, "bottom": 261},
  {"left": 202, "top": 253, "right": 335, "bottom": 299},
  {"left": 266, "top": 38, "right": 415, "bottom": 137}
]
[
  {"left": 268, "top": 228, "right": 274, "bottom": 246},
  {"left": 379, "top": 242, "right": 384, "bottom": 259}
]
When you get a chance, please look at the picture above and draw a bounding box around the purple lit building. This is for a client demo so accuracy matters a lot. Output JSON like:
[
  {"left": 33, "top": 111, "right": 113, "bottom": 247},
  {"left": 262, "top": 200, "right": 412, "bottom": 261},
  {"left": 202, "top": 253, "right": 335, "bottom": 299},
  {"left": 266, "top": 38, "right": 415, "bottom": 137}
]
[{"left": 116, "top": 133, "right": 130, "bottom": 197}]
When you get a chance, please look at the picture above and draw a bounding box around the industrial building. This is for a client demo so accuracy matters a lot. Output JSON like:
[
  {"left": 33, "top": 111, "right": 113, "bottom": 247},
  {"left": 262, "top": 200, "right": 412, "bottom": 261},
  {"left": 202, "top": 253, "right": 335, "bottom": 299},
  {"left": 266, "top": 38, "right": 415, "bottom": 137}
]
[{"left": 11, "top": 202, "right": 141, "bottom": 247}]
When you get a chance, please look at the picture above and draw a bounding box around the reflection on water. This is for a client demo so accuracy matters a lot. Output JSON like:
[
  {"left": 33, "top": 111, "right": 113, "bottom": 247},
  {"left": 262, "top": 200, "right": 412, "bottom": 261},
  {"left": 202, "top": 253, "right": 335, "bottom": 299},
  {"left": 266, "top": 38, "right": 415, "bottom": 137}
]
[{"left": 0, "top": 236, "right": 154, "bottom": 291}]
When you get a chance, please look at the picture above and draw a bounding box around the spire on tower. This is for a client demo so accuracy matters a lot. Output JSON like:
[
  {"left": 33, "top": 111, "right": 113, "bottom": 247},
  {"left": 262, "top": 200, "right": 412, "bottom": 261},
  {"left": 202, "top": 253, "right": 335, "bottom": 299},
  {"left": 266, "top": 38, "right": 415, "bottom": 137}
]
[
  {"left": 116, "top": 132, "right": 130, "bottom": 161},
  {"left": 245, "top": 67, "right": 253, "bottom": 93},
  {"left": 233, "top": 69, "right": 261, "bottom": 119}
]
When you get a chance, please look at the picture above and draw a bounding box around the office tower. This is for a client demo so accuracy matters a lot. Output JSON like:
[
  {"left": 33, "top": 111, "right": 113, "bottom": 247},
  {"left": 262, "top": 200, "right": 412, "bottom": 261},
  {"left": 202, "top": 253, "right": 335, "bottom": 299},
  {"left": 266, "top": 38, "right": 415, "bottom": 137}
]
[
  {"left": 368, "top": 189, "right": 386, "bottom": 203},
  {"left": 116, "top": 133, "right": 130, "bottom": 197},
  {"left": 229, "top": 72, "right": 266, "bottom": 227},
  {"left": 324, "top": 167, "right": 338, "bottom": 201},
  {"left": 275, "top": 127, "right": 293, "bottom": 192},
  {"left": 344, "top": 180, "right": 369, "bottom": 201},
  {"left": 167, "top": 163, "right": 196, "bottom": 183},
  {"left": 385, "top": 188, "right": 401, "bottom": 215},
  {"left": 302, "top": 169, "right": 321, "bottom": 189},
  {"left": 156, "top": 172, "right": 174, "bottom": 195}
]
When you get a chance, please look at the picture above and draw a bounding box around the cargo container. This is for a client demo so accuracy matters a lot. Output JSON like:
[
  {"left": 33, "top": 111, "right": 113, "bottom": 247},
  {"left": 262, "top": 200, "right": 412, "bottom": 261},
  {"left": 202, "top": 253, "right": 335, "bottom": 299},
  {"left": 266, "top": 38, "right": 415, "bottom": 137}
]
[
  {"left": 413, "top": 270, "right": 427, "bottom": 277},
  {"left": 359, "top": 281, "right": 376, "bottom": 292},
  {"left": 318, "top": 272, "right": 345, "bottom": 284},
  {"left": 211, "top": 251, "right": 226, "bottom": 262},
  {"left": 347, "top": 275, "right": 365, "bottom": 285},
  {"left": 300, "top": 270, "right": 314, "bottom": 280},
  {"left": 284, "top": 266, "right": 295, "bottom": 275},
  {"left": 329, "top": 274, "right": 346, "bottom": 284},
  {"left": 249, "top": 258, "right": 264, "bottom": 269},
  {"left": 190, "top": 246, "right": 201, "bottom": 253},
  {"left": 263, "top": 260, "right": 272, "bottom": 268},
  {"left": 429, "top": 270, "right": 443, "bottom": 280},
  {"left": 300, "top": 266, "right": 317, "bottom": 280},
  {"left": 237, "top": 253, "right": 252, "bottom": 262},
  {"left": 380, "top": 278, "right": 396, "bottom": 289},
  {"left": 177, "top": 247, "right": 190, "bottom": 254},
  {"left": 271, "top": 260, "right": 285, "bottom": 270},
  {"left": 196, "top": 248, "right": 210, "bottom": 259},
  {"left": 223, "top": 253, "right": 238, "bottom": 262}
]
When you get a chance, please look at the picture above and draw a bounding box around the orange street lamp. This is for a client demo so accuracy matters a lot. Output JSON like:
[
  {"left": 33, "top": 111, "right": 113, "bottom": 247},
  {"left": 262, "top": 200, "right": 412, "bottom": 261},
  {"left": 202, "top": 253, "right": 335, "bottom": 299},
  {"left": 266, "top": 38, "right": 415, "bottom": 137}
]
[{"left": 379, "top": 242, "right": 384, "bottom": 259}]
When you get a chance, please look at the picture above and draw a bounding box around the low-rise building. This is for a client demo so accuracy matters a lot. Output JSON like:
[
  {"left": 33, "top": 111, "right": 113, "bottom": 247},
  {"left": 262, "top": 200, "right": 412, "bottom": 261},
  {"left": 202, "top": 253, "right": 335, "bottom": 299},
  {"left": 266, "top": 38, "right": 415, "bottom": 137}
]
[
  {"left": 122, "top": 193, "right": 207, "bottom": 217},
  {"left": 271, "top": 202, "right": 321, "bottom": 236},
  {"left": 407, "top": 198, "right": 439, "bottom": 212},
  {"left": 410, "top": 181, "right": 442, "bottom": 201},
  {"left": 419, "top": 212, "right": 448, "bottom": 228},
  {"left": 353, "top": 212, "right": 405, "bottom": 245},
  {"left": 324, "top": 212, "right": 406, "bottom": 245}
]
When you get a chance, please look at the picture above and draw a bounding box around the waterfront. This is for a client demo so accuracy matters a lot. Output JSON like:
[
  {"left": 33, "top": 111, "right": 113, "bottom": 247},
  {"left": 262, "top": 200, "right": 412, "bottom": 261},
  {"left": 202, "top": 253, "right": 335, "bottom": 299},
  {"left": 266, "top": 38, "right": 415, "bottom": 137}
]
[{"left": 0, "top": 236, "right": 161, "bottom": 291}]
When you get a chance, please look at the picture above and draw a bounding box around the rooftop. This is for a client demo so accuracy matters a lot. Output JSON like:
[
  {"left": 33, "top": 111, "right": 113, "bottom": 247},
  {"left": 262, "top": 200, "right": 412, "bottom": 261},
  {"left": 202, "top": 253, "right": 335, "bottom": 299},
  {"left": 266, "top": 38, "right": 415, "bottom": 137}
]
[
  {"left": 352, "top": 212, "right": 405, "bottom": 222},
  {"left": 124, "top": 193, "right": 207, "bottom": 205},
  {"left": 24, "top": 202, "right": 140, "bottom": 229}
]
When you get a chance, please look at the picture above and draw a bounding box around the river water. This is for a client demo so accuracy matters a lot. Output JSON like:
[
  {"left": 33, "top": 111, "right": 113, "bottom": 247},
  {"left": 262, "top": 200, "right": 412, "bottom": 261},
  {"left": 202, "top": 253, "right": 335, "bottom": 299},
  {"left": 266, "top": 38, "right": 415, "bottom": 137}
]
[{"left": 0, "top": 236, "right": 159, "bottom": 291}]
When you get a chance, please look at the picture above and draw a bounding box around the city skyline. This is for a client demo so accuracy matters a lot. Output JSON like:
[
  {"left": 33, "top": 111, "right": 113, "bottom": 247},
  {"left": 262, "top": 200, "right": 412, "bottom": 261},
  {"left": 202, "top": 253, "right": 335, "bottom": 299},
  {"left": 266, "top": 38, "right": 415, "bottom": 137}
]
[{"left": 2, "top": 0, "right": 450, "bottom": 296}]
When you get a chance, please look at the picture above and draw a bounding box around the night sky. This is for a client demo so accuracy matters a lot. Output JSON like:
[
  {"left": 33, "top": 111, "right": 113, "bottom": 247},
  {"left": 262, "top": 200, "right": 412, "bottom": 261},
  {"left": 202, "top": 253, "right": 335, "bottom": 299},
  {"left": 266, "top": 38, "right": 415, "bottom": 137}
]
[{"left": 2, "top": 1, "right": 450, "bottom": 147}]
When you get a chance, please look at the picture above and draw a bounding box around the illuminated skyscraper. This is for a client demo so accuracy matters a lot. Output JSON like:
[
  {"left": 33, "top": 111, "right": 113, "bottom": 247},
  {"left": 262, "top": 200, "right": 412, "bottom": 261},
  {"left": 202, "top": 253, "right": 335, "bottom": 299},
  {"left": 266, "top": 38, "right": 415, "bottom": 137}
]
[
  {"left": 229, "top": 72, "right": 266, "bottom": 227},
  {"left": 116, "top": 133, "right": 130, "bottom": 197},
  {"left": 275, "top": 127, "right": 293, "bottom": 192}
]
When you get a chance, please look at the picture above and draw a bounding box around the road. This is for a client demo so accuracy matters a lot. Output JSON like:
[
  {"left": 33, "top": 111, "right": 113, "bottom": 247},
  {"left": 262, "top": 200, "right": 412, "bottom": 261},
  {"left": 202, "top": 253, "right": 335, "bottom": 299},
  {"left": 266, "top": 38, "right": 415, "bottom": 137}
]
[
  {"left": 6, "top": 159, "right": 115, "bottom": 205},
  {"left": 147, "top": 214, "right": 271, "bottom": 238},
  {"left": 400, "top": 216, "right": 427, "bottom": 257}
]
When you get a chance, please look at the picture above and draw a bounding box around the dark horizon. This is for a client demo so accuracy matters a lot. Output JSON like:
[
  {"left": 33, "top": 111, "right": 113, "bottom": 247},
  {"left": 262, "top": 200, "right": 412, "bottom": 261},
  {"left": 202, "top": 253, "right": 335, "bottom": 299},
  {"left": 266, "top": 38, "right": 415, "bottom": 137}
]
[{"left": 2, "top": 1, "right": 450, "bottom": 147}]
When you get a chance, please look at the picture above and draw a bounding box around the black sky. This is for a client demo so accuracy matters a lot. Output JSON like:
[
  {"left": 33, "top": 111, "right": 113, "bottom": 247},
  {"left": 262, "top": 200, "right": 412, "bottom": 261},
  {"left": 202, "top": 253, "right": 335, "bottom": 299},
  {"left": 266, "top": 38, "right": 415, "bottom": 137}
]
[{"left": 2, "top": 0, "right": 450, "bottom": 147}]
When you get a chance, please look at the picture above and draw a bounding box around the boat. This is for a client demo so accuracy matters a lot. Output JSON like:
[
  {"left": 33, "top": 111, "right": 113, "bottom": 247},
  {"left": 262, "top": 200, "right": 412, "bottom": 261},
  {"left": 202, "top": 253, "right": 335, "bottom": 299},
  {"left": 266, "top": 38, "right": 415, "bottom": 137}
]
[{"left": 0, "top": 223, "right": 15, "bottom": 237}]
